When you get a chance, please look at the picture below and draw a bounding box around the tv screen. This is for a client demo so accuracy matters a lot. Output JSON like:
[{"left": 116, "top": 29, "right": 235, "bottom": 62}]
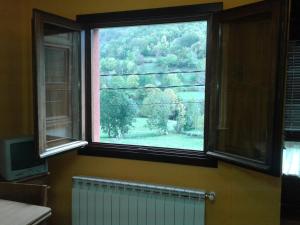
[{"left": 10, "top": 141, "right": 45, "bottom": 170}]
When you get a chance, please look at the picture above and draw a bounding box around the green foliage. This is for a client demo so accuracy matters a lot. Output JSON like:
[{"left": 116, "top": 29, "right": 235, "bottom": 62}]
[
  {"left": 164, "top": 88, "right": 178, "bottom": 114},
  {"left": 157, "top": 54, "right": 178, "bottom": 69},
  {"left": 173, "top": 32, "right": 200, "bottom": 47},
  {"left": 100, "top": 21, "right": 207, "bottom": 74},
  {"left": 165, "top": 54, "right": 178, "bottom": 67},
  {"left": 127, "top": 75, "right": 139, "bottom": 88},
  {"left": 100, "top": 89, "right": 137, "bottom": 138},
  {"left": 163, "top": 89, "right": 186, "bottom": 133},
  {"left": 141, "top": 89, "right": 172, "bottom": 134},
  {"left": 127, "top": 75, "right": 140, "bottom": 100},
  {"left": 153, "top": 35, "right": 169, "bottom": 57},
  {"left": 140, "top": 88, "right": 186, "bottom": 134},
  {"left": 101, "top": 57, "right": 117, "bottom": 72},
  {"left": 160, "top": 74, "right": 182, "bottom": 88},
  {"left": 184, "top": 101, "right": 204, "bottom": 131},
  {"left": 126, "top": 60, "right": 137, "bottom": 73},
  {"left": 174, "top": 101, "right": 186, "bottom": 133},
  {"left": 99, "top": 22, "right": 207, "bottom": 139},
  {"left": 138, "top": 75, "right": 156, "bottom": 87}
]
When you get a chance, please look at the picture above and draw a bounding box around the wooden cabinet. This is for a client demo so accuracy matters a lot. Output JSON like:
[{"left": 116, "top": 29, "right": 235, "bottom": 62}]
[
  {"left": 0, "top": 173, "right": 50, "bottom": 206},
  {"left": 0, "top": 182, "right": 49, "bottom": 206}
]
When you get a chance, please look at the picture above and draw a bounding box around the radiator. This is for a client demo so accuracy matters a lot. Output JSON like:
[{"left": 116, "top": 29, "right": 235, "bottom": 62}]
[{"left": 72, "top": 176, "right": 215, "bottom": 225}]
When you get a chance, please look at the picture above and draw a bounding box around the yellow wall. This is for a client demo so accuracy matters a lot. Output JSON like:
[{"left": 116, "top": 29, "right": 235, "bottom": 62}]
[
  {"left": 0, "top": 0, "right": 282, "bottom": 225},
  {"left": 48, "top": 152, "right": 281, "bottom": 225},
  {"left": 0, "top": 0, "right": 29, "bottom": 138}
]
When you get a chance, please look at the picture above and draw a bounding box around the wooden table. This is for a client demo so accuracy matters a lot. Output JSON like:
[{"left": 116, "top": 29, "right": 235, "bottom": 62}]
[{"left": 0, "top": 199, "right": 51, "bottom": 225}]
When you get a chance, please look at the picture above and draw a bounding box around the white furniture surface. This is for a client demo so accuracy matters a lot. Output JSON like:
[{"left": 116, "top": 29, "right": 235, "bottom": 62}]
[{"left": 0, "top": 199, "right": 51, "bottom": 225}]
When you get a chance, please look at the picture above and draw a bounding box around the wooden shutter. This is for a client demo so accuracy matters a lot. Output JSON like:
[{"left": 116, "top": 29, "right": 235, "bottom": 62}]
[
  {"left": 33, "top": 10, "right": 87, "bottom": 158},
  {"left": 206, "top": 0, "right": 289, "bottom": 175}
]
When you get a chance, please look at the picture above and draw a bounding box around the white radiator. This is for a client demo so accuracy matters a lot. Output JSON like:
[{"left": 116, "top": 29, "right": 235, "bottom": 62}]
[{"left": 72, "top": 176, "right": 214, "bottom": 225}]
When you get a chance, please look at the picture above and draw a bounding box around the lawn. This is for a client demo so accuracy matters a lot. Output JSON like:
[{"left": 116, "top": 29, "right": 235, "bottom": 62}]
[{"left": 100, "top": 118, "right": 203, "bottom": 151}]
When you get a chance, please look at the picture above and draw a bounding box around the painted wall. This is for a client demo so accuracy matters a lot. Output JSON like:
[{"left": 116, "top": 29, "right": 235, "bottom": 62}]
[
  {"left": 0, "top": 0, "right": 30, "bottom": 138},
  {"left": 0, "top": 0, "right": 282, "bottom": 225}
]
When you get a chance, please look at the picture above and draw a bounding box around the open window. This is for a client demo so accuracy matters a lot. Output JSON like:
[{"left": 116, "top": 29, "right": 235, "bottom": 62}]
[
  {"left": 207, "top": 0, "right": 289, "bottom": 175},
  {"left": 33, "top": 0, "right": 289, "bottom": 176},
  {"left": 33, "top": 10, "right": 87, "bottom": 158},
  {"left": 282, "top": 0, "right": 300, "bottom": 177}
]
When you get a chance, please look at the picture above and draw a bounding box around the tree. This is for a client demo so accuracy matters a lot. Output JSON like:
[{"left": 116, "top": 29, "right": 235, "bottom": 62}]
[
  {"left": 160, "top": 74, "right": 182, "bottom": 88},
  {"left": 127, "top": 75, "right": 140, "bottom": 100},
  {"left": 141, "top": 88, "right": 172, "bottom": 134},
  {"left": 174, "top": 101, "right": 186, "bottom": 133},
  {"left": 184, "top": 101, "right": 204, "bottom": 131},
  {"left": 127, "top": 75, "right": 139, "bottom": 88},
  {"left": 100, "top": 57, "right": 117, "bottom": 72},
  {"left": 164, "top": 88, "right": 178, "bottom": 116},
  {"left": 163, "top": 89, "right": 186, "bottom": 133},
  {"left": 174, "top": 32, "right": 200, "bottom": 47},
  {"left": 100, "top": 89, "right": 137, "bottom": 138}
]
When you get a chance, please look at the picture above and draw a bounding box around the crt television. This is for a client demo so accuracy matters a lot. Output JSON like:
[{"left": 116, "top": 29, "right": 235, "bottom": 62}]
[{"left": 0, "top": 137, "right": 48, "bottom": 181}]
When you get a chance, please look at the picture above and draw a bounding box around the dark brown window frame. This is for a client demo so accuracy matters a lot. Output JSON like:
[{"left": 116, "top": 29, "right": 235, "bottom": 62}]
[
  {"left": 205, "top": 0, "right": 289, "bottom": 176},
  {"left": 284, "top": 0, "right": 300, "bottom": 143},
  {"left": 77, "top": 3, "right": 223, "bottom": 167},
  {"left": 33, "top": 9, "right": 88, "bottom": 158}
]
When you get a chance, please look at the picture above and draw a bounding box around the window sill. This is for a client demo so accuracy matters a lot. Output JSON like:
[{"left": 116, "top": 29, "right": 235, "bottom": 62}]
[{"left": 78, "top": 143, "right": 218, "bottom": 168}]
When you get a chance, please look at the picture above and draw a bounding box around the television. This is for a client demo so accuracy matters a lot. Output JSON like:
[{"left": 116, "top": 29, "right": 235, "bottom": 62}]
[{"left": 0, "top": 137, "right": 48, "bottom": 181}]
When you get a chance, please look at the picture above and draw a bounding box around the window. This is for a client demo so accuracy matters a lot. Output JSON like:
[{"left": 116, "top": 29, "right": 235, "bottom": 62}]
[
  {"left": 79, "top": 4, "right": 220, "bottom": 167},
  {"left": 90, "top": 22, "right": 207, "bottom": 151},
  {"left": 33, "top": 11, "right": 87, "bottom": 158},
  {"left": 33, "top": 0, "right": 289, "bottom": 175},
  {"left": 284, "top": 40, "right": 300, "bottom": 177},
  {"left": 283, "top": 0, "right": 300, "bottom": 177}
]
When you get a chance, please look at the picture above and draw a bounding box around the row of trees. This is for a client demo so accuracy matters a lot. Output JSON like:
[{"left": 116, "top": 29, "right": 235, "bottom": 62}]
[{"left": 100, "top": 86, "right": 204, "bottom": 138}]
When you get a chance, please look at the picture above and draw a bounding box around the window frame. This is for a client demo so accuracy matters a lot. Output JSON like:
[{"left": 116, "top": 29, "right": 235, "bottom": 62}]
[
  {"left": 206, "top": 0, "right": 290, "bottom": 176},
  {"left": 284, "top": 0, "right": 300, "bottom": 142},
  {"left": 77, "top": 3, "right": 223, "bottom": 167},
  {"left": 33, "top": 9, "right": 88, "bottom": 158}
]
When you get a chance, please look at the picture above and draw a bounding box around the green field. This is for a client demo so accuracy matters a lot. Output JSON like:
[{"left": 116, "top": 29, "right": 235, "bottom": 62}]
[
  {"left": 100, "top": 118, "right": 203, "bottom": 151},
  {"left": 177, "top": 90, "right": 204, "bottom": 101}
]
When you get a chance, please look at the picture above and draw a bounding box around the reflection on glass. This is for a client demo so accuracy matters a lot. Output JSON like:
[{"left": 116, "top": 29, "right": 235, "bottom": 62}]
[
  {"left": 43, "top": 24, "right": 81, "bottom": 148},
  {"left": 214, "top": 17, "right": 274, "bottom": 162},
  {"left": 283, "top": 142, "right": 300, "bottom": 176}
]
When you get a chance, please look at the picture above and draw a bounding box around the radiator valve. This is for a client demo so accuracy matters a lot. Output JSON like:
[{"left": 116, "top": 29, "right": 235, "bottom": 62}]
[{"left": 205, "top": 192, "right": 216, "bottom": 201}]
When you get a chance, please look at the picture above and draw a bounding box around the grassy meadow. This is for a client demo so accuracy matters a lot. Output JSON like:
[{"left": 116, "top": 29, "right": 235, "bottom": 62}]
[{"left": 100, "top": 118, "right": 204, "bottom": 150}]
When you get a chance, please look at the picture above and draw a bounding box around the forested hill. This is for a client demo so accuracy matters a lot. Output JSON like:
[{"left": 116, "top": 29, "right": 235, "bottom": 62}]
[{"left": 99, "top": 21, "right": 207, "bottom": 75}]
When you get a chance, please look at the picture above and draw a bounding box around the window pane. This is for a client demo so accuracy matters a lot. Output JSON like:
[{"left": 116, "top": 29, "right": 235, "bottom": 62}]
[
  {"left": 43, "top": 24, "right": 82, "bottom": 148},
  {"left": 283, "top": 142, "right": 300, "bottom": 177},
  {"left": 212, "top": 15, "right": 275, "bottom": 163},
  {"left": 92, "top": 21, "right": 207, "bottom": 151}
]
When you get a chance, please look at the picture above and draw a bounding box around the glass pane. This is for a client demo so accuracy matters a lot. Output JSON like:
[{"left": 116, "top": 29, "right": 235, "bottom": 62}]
[
  {"left": 283, "top": 141, "right": 300, "bottom": 176},
  {"left": 91, "top": 21, "right": 207, "bottom": 151},
  {"left": 214, "top": 15, "right": 275, "bottom": 162},
  {"left": 43, "top": 23, "right": 81, "bottom": 148}
]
